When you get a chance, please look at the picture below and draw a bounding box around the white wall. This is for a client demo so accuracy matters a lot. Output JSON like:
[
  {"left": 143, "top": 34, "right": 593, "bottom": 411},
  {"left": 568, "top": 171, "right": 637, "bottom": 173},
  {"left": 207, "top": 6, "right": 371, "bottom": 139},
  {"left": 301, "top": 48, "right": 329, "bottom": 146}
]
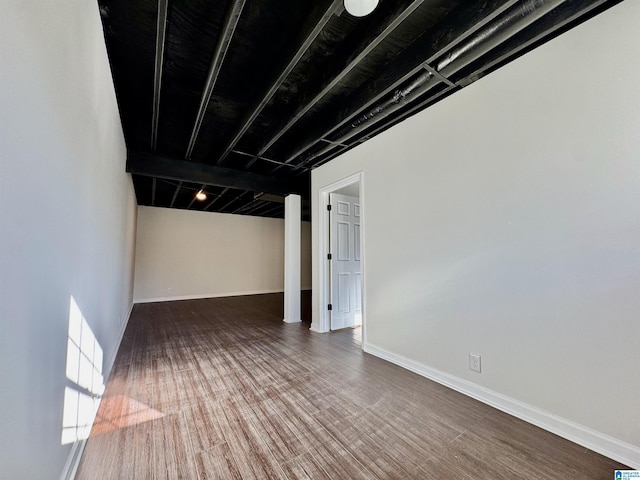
[
  {"left": 134, "top": 206, "right": 311, "bottom": 302},
  {"left": 0, "top": 1, "right": 137, "bottom": 478},
  {"left": 301, "top": 217, "right": 312, "bottom": 290},
  {"left": 312, "top": 1, "right": 639, "bottom": 466}
]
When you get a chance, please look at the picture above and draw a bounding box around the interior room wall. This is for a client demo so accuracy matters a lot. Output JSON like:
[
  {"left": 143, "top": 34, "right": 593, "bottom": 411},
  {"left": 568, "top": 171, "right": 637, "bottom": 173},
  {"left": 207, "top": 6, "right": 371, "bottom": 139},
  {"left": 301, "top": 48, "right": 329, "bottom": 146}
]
[
  {"left": 0, "top": 1, "right": 137, "bottom": 478},
  {"left": 301, "top": 218, "right": 312, "bottom": 291},
  {"left": 311, "top": 1, "right": 639, "bottom": 466},
  {"left": 134, "top": 206, "right": 312, "bottom": 302}
]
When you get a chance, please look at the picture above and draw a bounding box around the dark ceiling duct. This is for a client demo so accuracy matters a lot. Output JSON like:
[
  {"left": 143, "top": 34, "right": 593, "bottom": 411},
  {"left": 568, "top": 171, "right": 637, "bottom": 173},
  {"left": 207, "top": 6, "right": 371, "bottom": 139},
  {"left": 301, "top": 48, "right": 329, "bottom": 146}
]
[
  {"left": 305, "top": 0, "right": 565, "bottom": 163},
  {"left": 348, "top": 70, "right": 435, "bottom": 134}
]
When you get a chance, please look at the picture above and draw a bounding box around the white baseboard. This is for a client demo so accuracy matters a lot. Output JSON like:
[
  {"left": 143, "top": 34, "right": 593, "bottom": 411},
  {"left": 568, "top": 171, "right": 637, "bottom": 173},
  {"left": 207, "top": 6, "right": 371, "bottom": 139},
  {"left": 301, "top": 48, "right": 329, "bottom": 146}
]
[
  {"left": 59, "top": 302, "right": 135, "bottom": 480},
  {"left": 106, "top": 302, "right": 134, "bottom": 372},
  {"left": 363, "top": 342, "right": 640, "bottom": 469},
  {"left": 309, "top": 323, "right": 324, "bottom": 333},
  {"left": 134, "top": 289, "right": 285, "bottom": 304},
  {"left": 59, "top": 439, "right": 86, "bottom": 480},
  {"left": 283, "top": 318, "right": 302, "bottom": 323}
]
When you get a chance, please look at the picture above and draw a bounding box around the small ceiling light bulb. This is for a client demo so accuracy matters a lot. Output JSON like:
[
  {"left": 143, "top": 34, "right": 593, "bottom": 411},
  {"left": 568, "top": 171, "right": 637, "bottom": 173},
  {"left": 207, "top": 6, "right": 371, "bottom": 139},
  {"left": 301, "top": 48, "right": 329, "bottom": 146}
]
[
  {"left": 344, "top": 0, "right": 378, "bottom": 17},
  {"left": 195, "top": 190, "right": 207, "bottom": 201}
]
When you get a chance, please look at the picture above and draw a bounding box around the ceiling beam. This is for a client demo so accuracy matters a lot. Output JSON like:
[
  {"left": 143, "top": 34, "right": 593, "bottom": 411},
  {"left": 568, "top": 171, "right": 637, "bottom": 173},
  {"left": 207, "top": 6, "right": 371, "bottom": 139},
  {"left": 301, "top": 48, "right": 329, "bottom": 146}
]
[
  {"left": 169, "top": 180, "right": 183, "bottom": 208},
  {"left": 185, "top": 0, "right": 246, "bottom": 159},
  {"left": 126, "top": 151, "right": 306, "bottom": 197},
  {"left": 232, "top": 198, "right": 263, "bottom": 214},
  {"left": 259, "top": 203, "right": 285, "bottom": 217},
  {"left": 244, "top": 201, "right": 273, "bottom": 216},
  {"left": 230, "top": 149, "right": 309, "bottom": 171},
  {"left": 204, "top": 187, "right": 229, "bottom": 211},
  {"left": 215, "top": 0, "right": 342, "bottom": 167},
  {"left": 219, "top": 191, "right": 250, "bottom": 212},
  {"left": 297, "top": 0, "right": 593, "bottom": 170},
  {"left": 245, "top": 0, "right": 427, "bottom": 167},
  {"left": 151, "top": 0, "right": 169, "bottom": 151},
  {"left": 304, "top": 0, "right": 600, "bottom": 172},
  {"left": 279, "top": 0, "right": 521, "bottom": 167},
  {"left": 304, "top": 84, "right": 458, "bottom": 171},
  {"left": 254, "top": 193, "right": 311, "bottom": 208},
  {"left": 299, "top": 0, "right": 566, "bottom": 167}
]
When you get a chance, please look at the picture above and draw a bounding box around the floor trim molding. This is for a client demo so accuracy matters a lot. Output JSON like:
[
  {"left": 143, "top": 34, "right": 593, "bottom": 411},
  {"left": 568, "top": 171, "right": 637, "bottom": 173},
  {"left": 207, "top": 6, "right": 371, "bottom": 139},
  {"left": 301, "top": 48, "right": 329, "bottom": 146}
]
[
  {"left": 59, "top": 439, "right": 86, "bottom": 480},
  {"left": 134, "top": 289, "right": 285, "bottom": 304},
  {"left": 363, "top": 342, "right": 640, "bottom": 469},
  {"left": 108, "top": 302, "right": 134, "bottom": 371},
  {"left": 309, "top": 323, "right": 325, "bottom": 333}
]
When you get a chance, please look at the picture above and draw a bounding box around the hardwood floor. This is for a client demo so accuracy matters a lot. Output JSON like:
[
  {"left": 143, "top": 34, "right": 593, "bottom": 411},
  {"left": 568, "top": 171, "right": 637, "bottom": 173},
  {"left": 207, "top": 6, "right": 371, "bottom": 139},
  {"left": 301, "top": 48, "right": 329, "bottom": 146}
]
[{"left": 77, "top": 293, "right": 626, "bottom": 479}]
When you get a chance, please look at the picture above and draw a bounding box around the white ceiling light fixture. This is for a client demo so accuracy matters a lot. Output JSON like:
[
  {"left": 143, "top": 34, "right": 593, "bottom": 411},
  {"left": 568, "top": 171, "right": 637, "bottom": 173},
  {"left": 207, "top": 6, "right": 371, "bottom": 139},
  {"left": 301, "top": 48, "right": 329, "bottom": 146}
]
[
  {"left": 195, "top": 190, "right": 207, "bottom": 201},
  {"left": 344, "top": 0, "right": 378, "bottom": 17}
]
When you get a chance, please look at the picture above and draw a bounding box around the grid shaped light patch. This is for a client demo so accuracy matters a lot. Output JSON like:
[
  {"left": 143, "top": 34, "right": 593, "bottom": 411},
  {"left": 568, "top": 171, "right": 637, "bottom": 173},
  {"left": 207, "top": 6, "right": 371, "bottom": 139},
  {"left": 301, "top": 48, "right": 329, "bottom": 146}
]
[{"left": 62, "top": 296, "right": 105, "bottom": 445}]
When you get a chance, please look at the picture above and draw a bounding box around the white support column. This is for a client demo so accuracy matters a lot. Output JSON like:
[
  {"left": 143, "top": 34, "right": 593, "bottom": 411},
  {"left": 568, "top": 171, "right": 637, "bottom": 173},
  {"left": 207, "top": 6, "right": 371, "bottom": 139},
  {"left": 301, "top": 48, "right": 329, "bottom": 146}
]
[{"left": 283, "top": 194, "right": 301, "bottom": 323}]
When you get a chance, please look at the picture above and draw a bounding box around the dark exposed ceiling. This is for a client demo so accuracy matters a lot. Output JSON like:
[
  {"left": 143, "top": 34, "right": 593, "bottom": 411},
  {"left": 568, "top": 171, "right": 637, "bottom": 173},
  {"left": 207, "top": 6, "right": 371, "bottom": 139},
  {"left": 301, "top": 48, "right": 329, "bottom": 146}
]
[{"left": 98, "top": 0, "right": 620, "bottom": 221}]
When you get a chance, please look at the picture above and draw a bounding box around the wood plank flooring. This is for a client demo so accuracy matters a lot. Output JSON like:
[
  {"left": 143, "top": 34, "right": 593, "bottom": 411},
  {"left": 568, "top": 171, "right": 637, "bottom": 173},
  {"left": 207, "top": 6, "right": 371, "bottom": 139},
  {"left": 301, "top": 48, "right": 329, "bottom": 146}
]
[{"left": 77, "top": 293, "right": 627, "bottom": 479}]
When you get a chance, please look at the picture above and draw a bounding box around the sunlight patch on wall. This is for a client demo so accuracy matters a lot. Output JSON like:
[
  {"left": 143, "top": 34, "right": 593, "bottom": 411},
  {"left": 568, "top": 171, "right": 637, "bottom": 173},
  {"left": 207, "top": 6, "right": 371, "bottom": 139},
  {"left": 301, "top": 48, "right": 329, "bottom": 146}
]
[{"left": 62, "top": 296, "right": 105, "bottom": 445}]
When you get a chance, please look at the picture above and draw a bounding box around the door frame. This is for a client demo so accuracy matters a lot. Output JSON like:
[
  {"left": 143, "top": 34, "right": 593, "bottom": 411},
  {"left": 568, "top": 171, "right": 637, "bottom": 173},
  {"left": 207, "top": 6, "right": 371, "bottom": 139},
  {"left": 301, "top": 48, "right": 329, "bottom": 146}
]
[{"left": 316, "top": 171, "right": 366, "bottom": 345}]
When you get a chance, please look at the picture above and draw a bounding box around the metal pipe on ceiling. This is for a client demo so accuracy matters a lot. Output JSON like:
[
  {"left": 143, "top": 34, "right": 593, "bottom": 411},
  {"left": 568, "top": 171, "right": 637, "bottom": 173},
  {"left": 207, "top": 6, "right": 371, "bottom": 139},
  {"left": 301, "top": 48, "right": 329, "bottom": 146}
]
[
  {"left": 437, "top": 0, "right": 565, "bottom": 77},
  {"left": 307, "top": 83, "right": 458, "bottom": 170},
  {"left": 204, "top": 187, "right": 230, "bottom": 210},
  {"left": 280, "top": 0, "right": 522, "bottom": 167},
  {"left": 299, "top": 0, "right": 566, "bottom": 165},
  {"left": 185, "top": 0, "right": 247, "bottom": 159},
  {"left": 248, "top": 0, "right": 427, "bottom": 168},
  {"left": 169, "top": 181, "right": 183, "bottom": 208},
  {"left": 453, "top": 0, "right": 615, "bottom": 88}
]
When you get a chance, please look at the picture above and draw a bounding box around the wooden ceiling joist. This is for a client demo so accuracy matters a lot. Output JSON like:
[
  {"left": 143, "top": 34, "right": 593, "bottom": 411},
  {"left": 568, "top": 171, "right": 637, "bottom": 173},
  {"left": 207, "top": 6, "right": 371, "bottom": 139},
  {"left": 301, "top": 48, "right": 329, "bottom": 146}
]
[
  {"left": 169, "top": 180, "right": 183, "bottom": 208},
  {"left": 280, "top": 0, "right": 521, "bottom": 167},
  {"left": 204, "top": 187, "right": 230, "bottom": 211},
  {"left": 126, "top": 151, "right": 305, "bottom": 197},
  {"left": 216, "top": 0, "right": 342, "bottom": 167},
  {"left": 151, "top": 0, "right": 169, "bottom": 151},
  {"left": 295, "top": 0, "right": 614, "bottom": 170},
  {"left": 185, "top": 0, "right": 247, "bottom": 159},
  {"left": 248, "top": 0, "right": 428, "bottom": 168},
  {"left": 98, "top": 0, "right": 620, "bottom": 219}
]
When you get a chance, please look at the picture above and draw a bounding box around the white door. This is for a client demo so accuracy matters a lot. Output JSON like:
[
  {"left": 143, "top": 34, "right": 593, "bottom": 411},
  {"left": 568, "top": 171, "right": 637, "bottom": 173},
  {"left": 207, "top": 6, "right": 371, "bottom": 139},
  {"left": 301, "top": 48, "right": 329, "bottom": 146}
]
[{"left": 330, "top": 193, "right": 362, "bottom": 330}]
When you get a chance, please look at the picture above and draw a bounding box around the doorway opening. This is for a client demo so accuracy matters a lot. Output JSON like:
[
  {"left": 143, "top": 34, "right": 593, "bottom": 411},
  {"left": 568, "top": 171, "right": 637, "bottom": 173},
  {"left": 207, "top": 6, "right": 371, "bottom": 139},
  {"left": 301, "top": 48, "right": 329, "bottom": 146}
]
[{"left": 317, "top": 172, "right": 365, "bottom": 345}]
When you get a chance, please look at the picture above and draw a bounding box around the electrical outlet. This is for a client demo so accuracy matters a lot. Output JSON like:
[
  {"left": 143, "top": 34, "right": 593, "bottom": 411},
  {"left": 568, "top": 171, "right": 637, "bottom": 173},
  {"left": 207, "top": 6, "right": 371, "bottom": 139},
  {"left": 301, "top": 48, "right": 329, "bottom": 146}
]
[{"left": 469, "top": 353, "right": 481, "bottom": 373}]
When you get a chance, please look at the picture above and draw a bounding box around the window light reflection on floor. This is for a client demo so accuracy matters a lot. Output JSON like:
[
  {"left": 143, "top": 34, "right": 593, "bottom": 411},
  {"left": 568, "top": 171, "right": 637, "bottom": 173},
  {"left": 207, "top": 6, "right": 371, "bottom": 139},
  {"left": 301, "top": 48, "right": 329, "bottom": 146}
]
[
  {"left": 62, "top": 296, "right": 164, "bottom": 445},
  {"left": 91, "top": 394, "right": 164, "bottom": 436}
]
